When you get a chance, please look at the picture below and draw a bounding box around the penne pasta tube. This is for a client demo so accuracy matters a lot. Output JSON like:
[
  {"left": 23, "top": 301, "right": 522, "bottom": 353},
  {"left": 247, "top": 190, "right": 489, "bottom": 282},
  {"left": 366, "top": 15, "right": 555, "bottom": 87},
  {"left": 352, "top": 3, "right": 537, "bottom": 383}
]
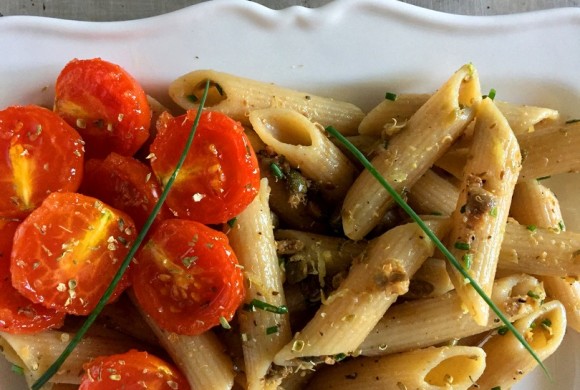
[
  {"left": 542, "top": 277, "right": 580, "bottom": 332},
  {"left": 342, "top": 64, "right": 481, "bottom": 239},
  {"left": 498, "top": 220, "right": 580, "bottom": 277},
  {"left": 407, "top": 169, "right": 461, "bottom": 216},
  {"left": 446, "top": 97, "right": 521, "bottom": 326},
  {"left": 404, "top": 257, "right": 454, "bottom": 299},
  {"left": 133, "top": 298, "right": 236, "bottom": 390},
  {"left": 169, "top": 69, "right": 365, "bottom": 135},
  {"left": 307, "top": 346, "right": 486, "bottom": 390},
  {"left": 273, "top": 219, "right": 450, "bottom": 365},
  {"left": 494, "top": 100, "right": 559, "bottom": 135},
  {"left": 228, "top": 179, "right": 292, "bottom": 390},
  {"left": 359, "top": 274, "right": 544, "bottom": 356},
  {"left": 470, "top": 300, "right": 566, "bottom": 389},
  {"left": 0, "top": 330, "right": 139, "bottom": 387},
  {"left": 249, "top": 108, "right": 357, "bottom": 202}
]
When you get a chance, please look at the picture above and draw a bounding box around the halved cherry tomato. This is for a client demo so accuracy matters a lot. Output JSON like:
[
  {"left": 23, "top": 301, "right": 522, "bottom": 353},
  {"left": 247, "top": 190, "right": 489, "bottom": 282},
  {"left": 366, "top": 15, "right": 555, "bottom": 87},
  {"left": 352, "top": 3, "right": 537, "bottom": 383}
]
[
  {"left": 0, "top": 105, "right": 84, "bottom": 218},
  {"left": 81, "top": 152, "right": 171, "bottom": 231},
  {"left": 54, "top": 58, "right": 151, "bottom": 158},
  {"left": 11, "top": 192, "right": 136, "bottom": 315},
  {"left": 0, "top": 218, "right": 65, "bottom": 333},
  {"left": 80, "top": 349, "right": 190, "bottom": 390},
  {"left": 151, "top": 110, "right": 260, "bottom": 224},
  {"left": 132, "top": 219, "right": 245, "bottom": 335}
]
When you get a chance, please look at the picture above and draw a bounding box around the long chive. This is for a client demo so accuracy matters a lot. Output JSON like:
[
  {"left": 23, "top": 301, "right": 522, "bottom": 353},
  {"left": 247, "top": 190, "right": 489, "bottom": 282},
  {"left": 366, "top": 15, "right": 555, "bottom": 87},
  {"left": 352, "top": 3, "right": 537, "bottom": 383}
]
[
  {"left": 32, "top": 80, "right": 212, "bottom": 390},
  {"left": 244, "top": 298, "right": 288, "bottom": 314},
  {"left": 324, "top": 125, "right": 550, "bottom": 378}
]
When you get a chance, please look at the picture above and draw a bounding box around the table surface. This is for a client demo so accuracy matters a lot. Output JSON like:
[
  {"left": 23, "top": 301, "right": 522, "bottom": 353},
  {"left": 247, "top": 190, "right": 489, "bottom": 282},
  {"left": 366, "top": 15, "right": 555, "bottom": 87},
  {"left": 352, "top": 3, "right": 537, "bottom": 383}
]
[{"left": 0, "top": 0, "right": 578, "bottom": 20}]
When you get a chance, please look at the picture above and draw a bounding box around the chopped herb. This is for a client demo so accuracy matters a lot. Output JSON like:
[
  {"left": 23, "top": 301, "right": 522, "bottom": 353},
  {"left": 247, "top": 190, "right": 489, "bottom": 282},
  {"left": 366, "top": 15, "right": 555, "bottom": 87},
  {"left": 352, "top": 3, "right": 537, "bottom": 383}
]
[
  {"left": 219, "top": 316, "right": 232, "bottom": 330},
  {"left": 333, "top": 353, "right": 347, "bottom": 362},
  {"left": 541, "top": 318, "right": 552, "bottom": 329},
  {"left": 227, "top": 217, "right": 237, "bottom": 228},
  {"left": 186, "top": 94, "right": 198, "bottom": 103},
  {"left": 462, "top": 253, "right": 473, "bottom": 269},
  {"left": 384, "top": 92, "right": 398, "bottom": 101},
  {"left": 565, "top": 118, "right": 580, "bottom": 124},
  {"left": 536, "top": 175, "right": 551, "bottom": 181},
  {"left": 491, "top": 387, "right": 502, "bottom": 390},
  {"left": 483, "top": 88, "right": 497, "bottom": 100},
  {"left": 454, "top": 241, "right": 471, "bottom": 251},
  {"left": 558, "top": 221, "right": 565, "bottom": 231},
  {"left": 498, "top": 326, "right": 509, "bottom": 335},
  {"left": 269, "top": 162, "right": 285, "bottom": 180},
  {"left": 266, "top": 325, "right": 279, "bottom": 335},
  {"left": 244, "top": 299, "right": 288, "bottom": 314},
  {"left": 430, "top": 211, "right": 443, "bottom": 216},
  {"left": 11, "top": 364, "right": 24, "bottom": 375},
  {"left": 527, "top": 290, "right": 541, "bottom": 300},
  {"left": 526, "top": 224, "right": 537, "bottom": 232},
  {"left": 182, "top": 256, "right": 198, "bottom": 269},
  {"left": 489, "top": 206, "right": 498, "bottom": 217},
  {"left": 530, "top": 321, "right": 537, "bottom": 329}
]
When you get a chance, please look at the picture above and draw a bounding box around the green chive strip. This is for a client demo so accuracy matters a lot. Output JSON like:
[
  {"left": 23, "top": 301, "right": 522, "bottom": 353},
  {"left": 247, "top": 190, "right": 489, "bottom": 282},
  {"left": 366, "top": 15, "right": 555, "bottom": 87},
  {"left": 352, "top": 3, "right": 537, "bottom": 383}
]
[
  {"left": 11, "top": 364, "right": 24, "bottom": 375},
  {"left": 266, "top": 325, "right": 279, "bottom": 335},
  {"left": 385, "top": 92, "right": 398, "bottom": 101},
  {"left": 484, "top": 88, "right": 496, "bottom": 100},
  {"left": 246, "top": 298, "right": 288, "bottom": 314},
  {"left": 324, "top": 125, "right": 550, "bottom": 379},
  {"left": 32, "top": 80, "right": 212, "bottom": 390},
  {"left": 269, "top": 162, "right": 285, "bottom": 180}
]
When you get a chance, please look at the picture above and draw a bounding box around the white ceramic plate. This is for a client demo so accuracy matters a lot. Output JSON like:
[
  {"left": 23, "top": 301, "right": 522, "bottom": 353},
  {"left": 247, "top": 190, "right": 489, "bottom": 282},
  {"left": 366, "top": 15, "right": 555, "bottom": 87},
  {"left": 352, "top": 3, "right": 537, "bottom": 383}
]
[{"left": 1, "top": 0, "right": 579, "bottom": 388}]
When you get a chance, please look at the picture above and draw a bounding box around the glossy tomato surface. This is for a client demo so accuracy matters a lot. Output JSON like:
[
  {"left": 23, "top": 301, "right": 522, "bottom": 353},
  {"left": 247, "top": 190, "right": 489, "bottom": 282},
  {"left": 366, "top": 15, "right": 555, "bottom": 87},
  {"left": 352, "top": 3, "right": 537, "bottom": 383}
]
[
  {"left": 0, "top": 105, "right": 84, "bottom": 218},
  {"left": 151, "top": 110, "right": 260, "bottom": 224},
  {"left": 132, "top": 219, "right": 245, "bottom": 335},
  {"left": 11, "top": 192, "right": 136, "bottom": 315},
  {"left": 82, "top": 152, "right": 171, "bottom": 231},
  {"left": 0, "top": 218, "right": 65, "bottom": 333},
  {"left": 80, "top": 350, "right": 190, "bottom": 390},
  {"left": 54, "top": 58, "right": 151, "bottom": 158}
]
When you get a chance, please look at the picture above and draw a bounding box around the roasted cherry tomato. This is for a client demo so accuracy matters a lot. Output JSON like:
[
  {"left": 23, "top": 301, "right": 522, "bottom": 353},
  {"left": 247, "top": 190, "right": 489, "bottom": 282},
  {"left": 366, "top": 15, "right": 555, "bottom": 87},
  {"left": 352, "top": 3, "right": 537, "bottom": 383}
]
[
  {"left": 80, "top": 350, "right": 190, "bottom": 390},
  {"left": 0, "top": 218, "right": 65, "bottom": 333},
  {"left": 132, "top": 219, "right": 245, "bottom": 335},
  {"left": 11, "top": 192, "right": 136, "bottom": 315},
  {"left": 151, "top": 110, "right": 260, "bottom": 224},
  {"left": 81, "top": 153, "right": 171, "bottom": 231},
  {"left": 0, "top": 105, "right": 84, "bottom": 218},
  {"left": 54, "top": 58, "right": 151, "bottom": 158}
]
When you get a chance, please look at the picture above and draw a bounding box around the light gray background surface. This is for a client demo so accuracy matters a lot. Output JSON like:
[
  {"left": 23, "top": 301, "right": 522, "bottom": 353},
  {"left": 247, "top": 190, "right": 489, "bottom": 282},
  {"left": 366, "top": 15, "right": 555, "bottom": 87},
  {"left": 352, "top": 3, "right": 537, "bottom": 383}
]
[{"left": 0, "top": 0, "right": 579, "bottom": 20}]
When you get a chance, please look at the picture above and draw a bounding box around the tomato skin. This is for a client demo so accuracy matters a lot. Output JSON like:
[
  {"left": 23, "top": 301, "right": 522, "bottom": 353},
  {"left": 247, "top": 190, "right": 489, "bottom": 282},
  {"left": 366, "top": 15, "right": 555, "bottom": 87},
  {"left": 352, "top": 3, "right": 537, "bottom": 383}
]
[
  {"left": 0, "top": 218, "right": 65, "bottom": 333},
  {"left": 10, "top": 192, "right": 137, "bottom": 315},
  {"left": 151, "top": 110, "right": 260, "bottom": 224},
  {"left": 81, "top": 153, "right": 171, "bottom": 231},
  {"left": 132, "top": 219, "right": 245, "bottom": 335},
  {"left": 80, "top": 349, "right": 190, "bottom": 390},
  {"left": 54, "top": 58, "right": 151, "bottom": 158},
  {"left": 0, "top": 105, "right": 84, "bottom": 218}
]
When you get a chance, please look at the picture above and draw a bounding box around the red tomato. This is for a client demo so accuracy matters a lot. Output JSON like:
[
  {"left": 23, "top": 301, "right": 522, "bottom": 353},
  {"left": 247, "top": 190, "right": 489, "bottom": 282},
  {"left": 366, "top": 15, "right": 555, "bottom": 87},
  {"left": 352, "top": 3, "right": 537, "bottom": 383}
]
[
  {"left": 81, "top": 153, "right": 171, "bottom": 231},
  {"left": 80, "top": 350, "right": 190, "bottom": 390},
  {"left": 132, "top": 219, "right": 245, "bottom": 335},
  {"left": 151, "top": 110, "right": 259, "bottom": 224},
  {"left": 54, "top": 58, "right": 151, "bottom": 158},
  {"left": 11, "top": 192, "right": 137, "bottom": 315},
  {"left": 0, "top": 218, "right": 65, "bottom": 333},
  {"left": 0, "top": 105, "right": 84, "bottom": 218}
]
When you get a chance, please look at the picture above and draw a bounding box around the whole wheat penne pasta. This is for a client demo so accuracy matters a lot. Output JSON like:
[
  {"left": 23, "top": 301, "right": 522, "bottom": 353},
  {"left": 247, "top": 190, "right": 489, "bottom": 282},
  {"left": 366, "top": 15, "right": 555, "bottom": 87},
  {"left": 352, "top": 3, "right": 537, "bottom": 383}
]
[
  {"left": 470, "top": 300, "right": 566, "bottom": 389},
  {"left": 133, "top": 299, "right": 236, "bottom": 390},
  {"left": 169, "top": 69, "right": 365, "bottom": 135},
  {"left": 498, "top": 220, "right": 580, "bottom": 276},
  {"left": 358, "top": 93, "right": 430, "bottom": 136},
  {"left": 249, "top": 108, "right": 357, "bottom": 202},
  {"left": 359, "top": 274, "right": 543, "bottom": 356},
  {"left": 342, "top": 64, "right": 481, "bottom": 240},
  {"left": 446, "top": 97, "right": 522, "bottom": 326},
  {"left": 308, "top": 345, "right": 486, "bottom": 390},
  {"left": 228, "top": 178, "right": 292, "bottom": 390},
  {"left": 407, "top": 169, "right": 461, "bottom": 216},
  {"left": 273, "top": 219, "right": 450, "bottom": 365},
  {"left": 0, "top": 330, "right": 139, "bottom": 386}
]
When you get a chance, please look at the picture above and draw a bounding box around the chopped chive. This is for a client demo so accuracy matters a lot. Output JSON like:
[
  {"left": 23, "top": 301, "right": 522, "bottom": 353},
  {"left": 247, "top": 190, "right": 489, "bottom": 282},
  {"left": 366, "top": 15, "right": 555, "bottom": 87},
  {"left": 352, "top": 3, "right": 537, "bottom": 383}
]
[
  {"left": 491, "top": 387, "right": 502, "bottom": 390},
  {"left": 497, "top": 326, "right": 509, "bottom": 335},
  {"left": 269, "top": 162, "right": 285, "bottom": 180},
  {"left": 565, "top": 118, "right": 580, "bottom": 124},
  {"left": 526, "top": 224, "right": 537, "bottom": 232},
  {"left": 527, "top": 290, "right": 541, "bottom": 300},
  {"left": 11, "top": 364, "right": 24, "bottom": 375},
  {"left": 536, "top": 175, "right": 551, "bottom": 181},
  {"left": 219, "top": 316, "right": 232, "bottom": 330},
  {"left": 266, "top": 325, "right": 279, "bottom": 335},
  {"left": 31, "top": 80, "right": 213, "bottom": 390},
  {"left": 430, "top": 211, "right": 443, "bottom": 216},
  {"left": 384, "top": 92, "right": 398, "bottom": 101},
  {"left": 462, "top": 253, "right": 473, "bottom": 269},
  {"left": 245, "top": 299, "right": 288, "bottom": 314},
  {"left": 334, "top": 353, "right": 347, "bottom": 362},
  {"left": 558, "top": 221, "right": 565, "bottom": 232},
  {"left": 541, "top": 318, "right": 552, "bottom": 329},
  {"left": 530, "top": 321, "right": 537, "bottom": 329},
  {"left": 182, "top": 256, "right": 198, "bottom": 269},
  {"left": 227, "top": 217, "right": 237, "bottom": 228},
  {"left": 454, "top": 241, "right": 470, "bottom": 251},
  {"left": 487, "top": 88, "right": 497, "bottom": 100},
  {"left": 186, "top": 94, "right": 198, "bottom": 103},
  {"left": 489, "top": 206, "right": 498, "bottom": 217},
  {"left": 324, "top": 125, "right": 551, "bottom": 379}
]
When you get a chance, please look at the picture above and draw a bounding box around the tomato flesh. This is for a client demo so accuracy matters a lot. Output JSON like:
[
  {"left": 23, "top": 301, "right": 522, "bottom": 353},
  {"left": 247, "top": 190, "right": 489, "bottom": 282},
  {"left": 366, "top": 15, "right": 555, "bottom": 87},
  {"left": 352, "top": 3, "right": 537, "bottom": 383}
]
[
  {"left": 151, "top": 110, "right": 260, "bottom": 224},
  {"left": 0, "top": 105, "right": 84, "bottom": 218},
  {"left": 0, "top": 218, "right": 65, "bottom": 333},
  {"left": 81, "top": 152, "right": 171, "bottom": 231},
  {"left": 55, "top": 58, "right": 151, "bottom": 158},
  {"left": 80, "top": 349, "right": 190, "bottom": 390},
  {"left": 10, "top": 192, "right": 136, "bottom": 315},
  {"left": 132, "top": 219, "right": 245, "bottom": 335}
]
